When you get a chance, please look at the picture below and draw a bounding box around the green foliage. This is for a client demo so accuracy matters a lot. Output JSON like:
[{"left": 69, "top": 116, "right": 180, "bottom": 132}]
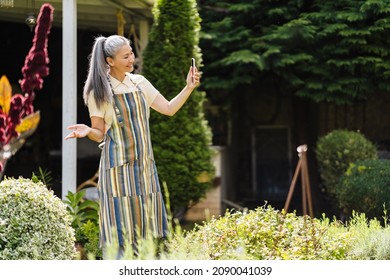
[
  {"left": 80, "top": 220, "right": 102, "bottom": 260},
  {"left": 90, "top": 205, "right": 390, "bottom": 260},
  {"left": 63, "top": 190, "right": 100, "bottom": 258},
  {"left": 200, "top": 0, "right": 390, "bottom": 104},
  {"left": 0, "top": 177, "right": 76, "bottom": 259},
  {"left": 343, "top": 211, "right": 390, "bottom": 260},
  {"left": 177, "top": 205, "right": 349, "bottom": 260},
  {"left": 31, "top": 167, "right": 53, "bottom": 188},
  {"left": 142, "top": 0, "right": 215, "bottom": 214},
  {"left": 337, "top": 160, "right": 390, "bottom": 219},
  {"left": 315, "top": 129, "right": 377, "bottom": 198}
]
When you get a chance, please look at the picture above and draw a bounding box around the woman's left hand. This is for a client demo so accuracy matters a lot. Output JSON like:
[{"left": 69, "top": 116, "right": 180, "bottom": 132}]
[{"left": 186, "top": 66, "right": 200, "bottom": 88}]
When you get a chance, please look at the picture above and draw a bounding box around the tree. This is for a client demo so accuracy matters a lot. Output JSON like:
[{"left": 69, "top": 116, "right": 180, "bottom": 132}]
[
  {"left": 199, "top": 0, "right": 390, "bottom": 104},
  {"left": 142, "top": 0, "right": 215, "bottom": 215}
]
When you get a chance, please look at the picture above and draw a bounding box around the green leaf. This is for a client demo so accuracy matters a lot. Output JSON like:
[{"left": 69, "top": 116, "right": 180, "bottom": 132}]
[{"left": 221, "top": 49, "right": 265, "bottom": 70}]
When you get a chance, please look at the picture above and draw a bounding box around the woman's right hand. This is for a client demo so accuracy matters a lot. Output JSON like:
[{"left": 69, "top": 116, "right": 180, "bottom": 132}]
[{"left": 65, "top": 124, "right": 91, "bottom": 140}]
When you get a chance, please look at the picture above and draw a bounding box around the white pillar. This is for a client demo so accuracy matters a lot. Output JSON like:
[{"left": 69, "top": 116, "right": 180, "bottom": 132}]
[
  {"left": 139, "top": 19, "right": 149, "bottom": 55},
  {"left": 62, "top": 0, "right": 77, "bottom": 199}
]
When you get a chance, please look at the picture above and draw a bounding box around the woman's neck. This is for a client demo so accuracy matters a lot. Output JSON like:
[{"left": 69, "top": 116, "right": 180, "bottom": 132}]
[{"left": 109, "top": 70, "right": 126, "bottom": 82}]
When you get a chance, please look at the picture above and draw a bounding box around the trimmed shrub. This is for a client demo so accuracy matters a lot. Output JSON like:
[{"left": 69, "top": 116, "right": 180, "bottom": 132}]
[
  {"left": 316, "top": 129, "right": 377, "bottom": 198},
  {"left": 337, "top": 159, "right": 390, "bottom": 219},
  {"left": 174, "top": 205, "right": 350, "bottom": 260},
  {"left": 0, "top": 177, "right": 76, "bottom": 260},
  {"left": 142, "top": 0, "right": 215, "bottom": 215}
]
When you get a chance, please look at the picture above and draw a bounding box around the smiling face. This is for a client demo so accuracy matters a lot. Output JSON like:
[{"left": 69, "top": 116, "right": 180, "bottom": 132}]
[{"left": 106, "top": 44, "right": 135, "bottom": 78}]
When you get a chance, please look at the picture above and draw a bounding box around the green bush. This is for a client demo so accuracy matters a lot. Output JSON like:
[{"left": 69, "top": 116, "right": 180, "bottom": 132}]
[
  {"left": 336, "top": 160, "right": 390, "bottom": 219},
  {"left": 316, "top": 129, "right": 377, "bottom": 198},
  {"left": 174, "top": 205, "right": 350, "bottom": 260},
  {"left": 142, "top": 0, "right": 215, "bottom": 215},
  {"left": 0, "top": 177, "right": 76, "bottom": 259}
]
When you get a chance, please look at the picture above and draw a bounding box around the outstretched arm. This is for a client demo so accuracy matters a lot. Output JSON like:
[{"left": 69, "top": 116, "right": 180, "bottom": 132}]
[
  {"left": 151, "top": 66, "right": 200, "bottom": 116},
  {"left": 64, "top": 116, "right": 105, "bottom": 142}
]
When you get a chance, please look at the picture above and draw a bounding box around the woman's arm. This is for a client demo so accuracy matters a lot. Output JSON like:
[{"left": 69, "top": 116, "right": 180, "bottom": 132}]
[
  {"left": 65, "top": 116, "right": 105, "bottom": 143},
  {"left": 151, "top": 66, "right": 200, "bottom": 116}
]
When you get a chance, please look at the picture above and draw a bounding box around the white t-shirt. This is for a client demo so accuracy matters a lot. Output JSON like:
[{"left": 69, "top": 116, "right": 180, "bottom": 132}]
[{"left": 87, "top": 73, "right": 159, "bottom": 132}]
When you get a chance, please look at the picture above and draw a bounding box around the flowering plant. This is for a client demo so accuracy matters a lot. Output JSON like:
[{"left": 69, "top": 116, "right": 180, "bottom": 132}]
[
  {"left": 0, "top": 3, "right": 54, "bottom": 178},
  {"left": 0, "top": 177, "right": 76, "bottom": 259},
  {"left": 0, "top": 76, "right": 40, "bottom": 172}
]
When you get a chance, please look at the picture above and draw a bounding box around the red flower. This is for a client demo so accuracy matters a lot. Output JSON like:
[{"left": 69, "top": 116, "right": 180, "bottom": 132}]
[
  {"left": 9, "top": 94, "right": 25, "bottom": 125},
  {"left": 0, "top": 114, "right": 7, "bottom": 128},
  {"left": 0, "top": 4, "right": 53, "bottom": 148},
  {"left": 20, "top": 3, "right": 54, "bottom": 97}
]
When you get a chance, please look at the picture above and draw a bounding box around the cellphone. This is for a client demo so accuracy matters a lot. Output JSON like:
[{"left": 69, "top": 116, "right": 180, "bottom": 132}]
[
  {"left": 191, "top": 58, "right": 196, "bottom": 83},
  {"left": 191, "top": 58, "right": 196, "bottom": 68}
]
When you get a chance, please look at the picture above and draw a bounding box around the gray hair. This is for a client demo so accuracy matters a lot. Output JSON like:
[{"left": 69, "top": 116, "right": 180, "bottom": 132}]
[{"left": 83, "top": 35, "right": 131, "bottom": 108}]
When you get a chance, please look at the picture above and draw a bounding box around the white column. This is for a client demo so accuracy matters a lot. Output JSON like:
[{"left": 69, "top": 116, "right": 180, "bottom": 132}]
[
  {"left": 62, "top": 0, "right": 77, "bottom": 199},
  {"left": 139, "top": 19, "right": 149, "bottom": 55}
]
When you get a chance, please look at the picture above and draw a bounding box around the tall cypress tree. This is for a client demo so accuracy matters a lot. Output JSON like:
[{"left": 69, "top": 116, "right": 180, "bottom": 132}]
[{"left": 142, "top": 0, "right": 215, "bottom": 214}]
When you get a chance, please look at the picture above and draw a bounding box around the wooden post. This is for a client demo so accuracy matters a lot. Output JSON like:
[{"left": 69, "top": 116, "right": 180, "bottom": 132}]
[
  {"left": 302, "top": 149, "right": 314, "bottom": 217},
  {"left": 284, "top": 145, "right": 314, "bottom": 217},
  {"left": 284, "top": 156, "right": 301, "bottom": 213}
]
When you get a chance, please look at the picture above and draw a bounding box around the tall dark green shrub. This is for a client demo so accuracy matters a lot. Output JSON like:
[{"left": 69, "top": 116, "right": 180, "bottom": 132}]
[
  {"left": 316, "top": 129, "right": 377, "bottom": 198},
  {"left": 142, "top": 0, "right": 215, "bottom": 214},
  {"left": 337, "top": 159, "right": 390, "bottom": 219},
  {"left": 199, "top": 0, "right": 390, "bottom": 104}
]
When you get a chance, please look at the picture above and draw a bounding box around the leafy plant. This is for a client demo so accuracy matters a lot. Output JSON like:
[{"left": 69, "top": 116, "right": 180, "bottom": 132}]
[
  {"left": 63, "top": 190, "right": 99, "bottom": 249},
  {"left": 0, "top": 177, "right": 76, "bottom": 259},
  {"left": 315, "top": 129, "right": 377, "bottom": 199},
  {"left": 31, "top": 167, "right": 53, "bottom": 188},
  {"left": 177, "top": 205, "right": 349, "bottom": 260},
  {"left": 90, "top": 204, "right": 390, "bottom": 260},
  {"left": 77, "top": 183, "right": 390, "bottom": 261},
  {"left": 199, "top": 0, "right": 390, "bottom": 104},
  {"left": 337, "top": 160, "right": 390, "bottom": 219},
  {"left": 343, "top": 211, "right": 390, "bottom": 260},
  {"left": 80, "top": 220, "right": 102, "bottom": 260}
]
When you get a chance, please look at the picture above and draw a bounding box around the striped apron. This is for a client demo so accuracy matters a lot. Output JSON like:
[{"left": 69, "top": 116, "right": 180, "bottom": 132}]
[{"left": 97, "top": 85, "right": 169, "bottom": 248}]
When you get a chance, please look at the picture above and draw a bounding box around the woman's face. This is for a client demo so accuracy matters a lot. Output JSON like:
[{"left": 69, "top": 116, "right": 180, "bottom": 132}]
[{"left": 109, "top": 44, "right": 135, "bottom": 73}]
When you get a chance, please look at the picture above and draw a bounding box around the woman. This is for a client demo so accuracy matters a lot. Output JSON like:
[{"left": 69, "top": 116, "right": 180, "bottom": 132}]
[{"left": 65, "top": 35, "right": 200, "bottom": 258}]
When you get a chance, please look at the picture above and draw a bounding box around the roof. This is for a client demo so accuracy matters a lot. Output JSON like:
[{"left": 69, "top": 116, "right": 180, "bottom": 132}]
[{"left": 0, "top": 0, "right": 155, "bottom": 32}]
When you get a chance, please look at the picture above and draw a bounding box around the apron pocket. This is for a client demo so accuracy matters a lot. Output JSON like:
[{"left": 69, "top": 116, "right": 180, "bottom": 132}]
[{"left": 104, "top": 162, "right": 139, "bottom": 197}]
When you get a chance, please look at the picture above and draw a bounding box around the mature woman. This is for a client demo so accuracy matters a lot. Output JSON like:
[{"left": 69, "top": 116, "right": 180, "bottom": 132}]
[{"left": 65, "top": 35, "right": 199, "bottom": 258}]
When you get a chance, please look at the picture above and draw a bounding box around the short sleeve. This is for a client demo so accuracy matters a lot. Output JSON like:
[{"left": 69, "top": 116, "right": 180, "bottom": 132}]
[
  {"left": 87, "top": 92, "right": 105, "bottom": 118},
  {"left": 130, "top": 74, "right": 159, "bottom": 107}
]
